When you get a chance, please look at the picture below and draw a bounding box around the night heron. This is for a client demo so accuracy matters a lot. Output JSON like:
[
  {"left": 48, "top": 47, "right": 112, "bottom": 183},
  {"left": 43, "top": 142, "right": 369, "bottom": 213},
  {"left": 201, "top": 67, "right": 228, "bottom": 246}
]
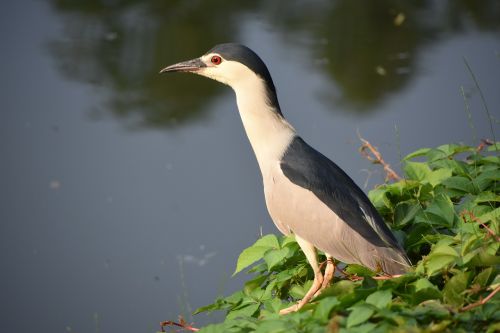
[{"left": 160, "top": 43, "right": 411, "bottom": 314}]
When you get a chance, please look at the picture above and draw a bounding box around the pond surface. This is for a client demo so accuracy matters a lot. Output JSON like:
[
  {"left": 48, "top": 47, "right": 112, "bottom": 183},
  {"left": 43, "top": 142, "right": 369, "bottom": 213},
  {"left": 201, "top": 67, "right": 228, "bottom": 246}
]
[{"left": 1, "top": 1, "right": 499, "bottom": 332}]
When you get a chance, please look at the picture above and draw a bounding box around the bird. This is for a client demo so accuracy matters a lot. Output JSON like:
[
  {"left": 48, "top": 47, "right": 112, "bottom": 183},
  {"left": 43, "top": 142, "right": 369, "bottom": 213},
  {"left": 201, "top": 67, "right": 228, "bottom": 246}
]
[{"left": 160, "top": 43, "right": 411, "bottom": 314}]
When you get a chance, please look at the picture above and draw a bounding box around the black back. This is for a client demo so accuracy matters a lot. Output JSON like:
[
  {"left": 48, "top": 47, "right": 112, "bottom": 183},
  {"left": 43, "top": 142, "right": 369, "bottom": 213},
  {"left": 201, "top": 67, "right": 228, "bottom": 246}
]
[{"left": 280, "top": 136, "right": 403, "bottom": 251}]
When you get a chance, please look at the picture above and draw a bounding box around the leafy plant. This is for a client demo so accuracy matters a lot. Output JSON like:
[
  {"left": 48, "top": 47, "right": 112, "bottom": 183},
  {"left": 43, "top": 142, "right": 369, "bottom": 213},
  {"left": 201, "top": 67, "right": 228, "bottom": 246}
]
[{"left": 190, "top": 143, "right": 499, "bottom": 333}]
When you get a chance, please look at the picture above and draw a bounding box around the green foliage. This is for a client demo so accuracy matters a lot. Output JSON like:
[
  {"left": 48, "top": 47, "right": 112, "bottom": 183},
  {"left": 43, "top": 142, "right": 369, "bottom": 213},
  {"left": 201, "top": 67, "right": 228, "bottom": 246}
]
[{"left": 195, "top": 144, "right": 499, "bottom": 332}]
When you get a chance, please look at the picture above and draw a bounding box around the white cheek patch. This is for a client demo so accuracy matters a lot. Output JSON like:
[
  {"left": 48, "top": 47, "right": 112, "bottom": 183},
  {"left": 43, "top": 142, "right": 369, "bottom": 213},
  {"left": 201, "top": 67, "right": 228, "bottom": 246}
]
[
  {"left": 197, "top": 55, "right": 257, "bottom": 87},
  {"left": 199, "top": 67, "right": 229, "bottom": 84}
]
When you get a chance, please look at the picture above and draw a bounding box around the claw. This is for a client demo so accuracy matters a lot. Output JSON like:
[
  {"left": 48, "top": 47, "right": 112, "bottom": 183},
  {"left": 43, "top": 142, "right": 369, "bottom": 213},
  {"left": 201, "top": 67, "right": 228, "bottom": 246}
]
[
  {"left": 313, "top": 258, "right": 335, "bottom": 298},
  {"left": 280, "top": 259, "right": 335, "bottom": 314}
]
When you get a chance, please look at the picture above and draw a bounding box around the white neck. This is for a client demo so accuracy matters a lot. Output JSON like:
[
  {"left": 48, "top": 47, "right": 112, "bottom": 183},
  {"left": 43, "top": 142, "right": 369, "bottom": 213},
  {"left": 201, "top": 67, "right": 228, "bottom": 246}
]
[{"left": 231, "top": 76, "right": 296, "bottom": 174}]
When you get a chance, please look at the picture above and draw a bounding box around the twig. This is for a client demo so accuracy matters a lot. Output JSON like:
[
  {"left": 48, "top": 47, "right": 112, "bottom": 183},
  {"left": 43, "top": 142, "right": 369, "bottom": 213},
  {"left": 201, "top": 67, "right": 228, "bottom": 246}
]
[
  {"left": 373, "top": 274, "right": 403, "bottom": 280},
  {"left": 460, "top": 210, "right": 500, "bottom": 242},
  {"left": 460, "top": 85, "right": 477, "bottom": 144},
  {"left": 358, "top": 136, "right": 401, "bottom": 181},
  {"left": 463, "top": 57, "right": 497, "bottom": 146},
  {"left": 460, "top": 285, "right": 500, "bottom": 312},
  {"left": 160, "top": 316, "right": 199, "bottom": 332},
  {"left": 476, "top": 138, "right": 494, "bottom": 153},
  {"left": 336, "top": 267, "right": 363, "bottom": 281}
]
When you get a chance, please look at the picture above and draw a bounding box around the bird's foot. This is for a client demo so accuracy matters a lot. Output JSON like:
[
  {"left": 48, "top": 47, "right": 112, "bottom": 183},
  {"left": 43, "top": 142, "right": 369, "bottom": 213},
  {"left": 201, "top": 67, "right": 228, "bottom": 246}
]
[
  {"left": 279, "top": 303, "right": 299, "bottom": 315},
  {"left": 313, "top": 258, "right": 335, "bottom": 299},
  {"left": 279, "top": 270, "right": 324, "bottom": 315}
]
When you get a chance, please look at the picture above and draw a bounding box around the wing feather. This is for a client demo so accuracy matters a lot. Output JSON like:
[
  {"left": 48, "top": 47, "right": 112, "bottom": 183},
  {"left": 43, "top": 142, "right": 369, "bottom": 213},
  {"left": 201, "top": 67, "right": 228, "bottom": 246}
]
[{"left": 280, "top": 136, "right": 406, "bottom": 256}]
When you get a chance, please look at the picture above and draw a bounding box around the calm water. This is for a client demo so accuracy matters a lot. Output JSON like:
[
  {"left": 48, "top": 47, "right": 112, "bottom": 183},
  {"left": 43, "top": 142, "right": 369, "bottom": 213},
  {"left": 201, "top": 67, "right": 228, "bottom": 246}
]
[{"left": 1, "top": 1, "right": 499, "bottom": 332}]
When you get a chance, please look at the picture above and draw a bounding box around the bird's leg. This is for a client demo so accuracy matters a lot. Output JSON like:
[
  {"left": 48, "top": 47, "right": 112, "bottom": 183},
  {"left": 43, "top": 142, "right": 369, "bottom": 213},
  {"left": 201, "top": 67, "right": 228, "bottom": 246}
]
[
  {"left": 313, "top": 256, "right": 335, "bottom": 298},
  {"left": 280, "top": 236, "right": 323, "bottom": 315}
]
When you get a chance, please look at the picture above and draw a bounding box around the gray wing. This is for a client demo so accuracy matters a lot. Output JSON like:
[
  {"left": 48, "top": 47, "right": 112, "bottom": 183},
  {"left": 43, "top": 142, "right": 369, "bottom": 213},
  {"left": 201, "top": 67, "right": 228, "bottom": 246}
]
[{"left": 280, "top": 136, "right": 406, "bottom": 254}]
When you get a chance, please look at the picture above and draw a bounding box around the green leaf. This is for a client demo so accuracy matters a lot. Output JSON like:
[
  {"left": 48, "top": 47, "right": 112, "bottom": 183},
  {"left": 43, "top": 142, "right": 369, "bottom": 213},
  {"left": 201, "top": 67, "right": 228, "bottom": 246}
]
[
  {"left": 261, "top": 281, "right": 276, "bottom": 302},
  {"left": 366, "top": 289, "right": 392, "bottom": 309},
  {"left": 404, "top": 161, "right": 431, "bottom": 182},
  {"left": 478, "top": 207, "right": 500, "bottom": 223},
  {"left": 347, "top": 322, "right": 378, "bottom": 333},
  {"left": 424, "top": 194, "right": 456, "bottom": 227},
  {"left": 313, "top": 297, "right": 340, "bottom": 320},
  {"left": 473, "top": 267, "right": 493, "bottom": 287},
  {"left": 244, "top": 275, "right": 267, "bottom": 295},
  {"left": 273, "top": 269, "right": 295, "bottom": 283},
  {"left": 434, "top": 144, "right": 473, "bottom": 158},
  {"left": 226, "top": 302, "right": 261, "bottom": 320},
  {"left": 490, "top": 274, "right": 500, "bottom": 290},
  {"left": 252, "top": 319, "right": 290, "bottom": 333},
  {"left": 487, "top": 323, "right": 500, "bottom": 333},
  {"left": 481, "top": 155, "right": 500, "bottom": 165},
  {"left": 442, "top": 176, "right": 476, "bottom": 194},
  {"left": 194, "top": 298, "right": 227, "bottom": 314},
  {"left": 198, "top": 323, "right": 229, "bottom": 333},
  {"left": 487, "top": 142, "right": 500, "bottom": 151},
  {"left": 263, "top": 247, "right": 291, "bottom": 271},
  {"left": 289, "top": 280, "right": 313, "bottom": 299},
  {"left": 394, "top": 202, "right": 421, "bottom": 227},
  {"left": 234, "top": 246, "right": 270, "bottom": 275},
  {"left": 224, "top": 290, "right": 246, "bottom": 304},
  {"left": 412, "top": 278, "right": 442, "bottom": 304},
  {"left": 254, "top": 234, "right": 280, "bottom": 249},
  {"left": 425, "top": 241, "right": 459, "bottom": 276},
  {"left": 472, "top": 170, "right": 500, "bottom": 192},
  {"left": 428, "top": 168, "right": 452, "bottom": 187},
  {"left": 427, "top": 320, "right": 452, "bottom": 332},
  {"left": 248, "top": 287, "right": 265, "bottom": 301},
  {"left": 368, "top": 187, "right": 392, "bottom": 210},
  {"left": 469, "top": 242, "right": 500, "bottom": 266},
  {"left": 345, "top": 264, "right": 375, "bottom": 277},
  {"left": 411, "top": 300, "right": 451, "bottom": 319},
  {"left": 403, "top": 147, "right": 431, "bottom": 160},
  {"left": 443, "top": 271, "right": 470, "bottom": 307},
  {"left": 280, "top": 234, "right": 296, "bottom": 247},
  {"left": 432, "top": 159, "right": 470, "bottom": 176},
  {"left": 460, "top": 233, "right": 481, "bottom": 257},
  {"left": 474, "top": 192, "right": 500, "bottom": 204},
  {"left": 324, "top": 280, "right": 356, "bottom": 298},
  {"left": 233, "top": 235, "right": 280, "bottom": 275},
  {"left": 347, "top": 304, "right": 375, "bottom": 328},
  {"left": 263, "top": 297, "right": 282, "bottom": 314},
  {"left": 413, "top": 278, "right": 436, "bottom": 292}
]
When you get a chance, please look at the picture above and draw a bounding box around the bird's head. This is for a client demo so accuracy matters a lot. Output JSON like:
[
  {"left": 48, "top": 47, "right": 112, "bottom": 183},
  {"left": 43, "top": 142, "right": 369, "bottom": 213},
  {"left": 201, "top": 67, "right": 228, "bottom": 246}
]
[{"left": 160, "top": 43, "right": 279, "bottom": 107}]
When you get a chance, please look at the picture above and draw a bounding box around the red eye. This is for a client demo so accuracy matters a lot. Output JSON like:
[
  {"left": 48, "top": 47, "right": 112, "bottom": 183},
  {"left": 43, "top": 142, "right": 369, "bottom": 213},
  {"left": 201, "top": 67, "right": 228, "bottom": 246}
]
[{"left": 211, "top": 55, "right": 222, "bottom": 65}]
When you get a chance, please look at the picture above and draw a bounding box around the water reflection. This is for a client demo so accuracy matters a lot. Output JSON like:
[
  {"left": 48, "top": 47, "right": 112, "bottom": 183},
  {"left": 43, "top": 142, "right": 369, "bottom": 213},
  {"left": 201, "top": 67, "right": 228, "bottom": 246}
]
[
  {"left": 315, "top": 0, "right": 500, "bottom": 108},
  {"left": 49, "top": 0, "right": 500, "bottom": 126},
  {"left": 48, "top": 1, "right": 258, "bottom": 127},
  {"left": 310, "top": 0, "right": 427, "bottom": 108}
]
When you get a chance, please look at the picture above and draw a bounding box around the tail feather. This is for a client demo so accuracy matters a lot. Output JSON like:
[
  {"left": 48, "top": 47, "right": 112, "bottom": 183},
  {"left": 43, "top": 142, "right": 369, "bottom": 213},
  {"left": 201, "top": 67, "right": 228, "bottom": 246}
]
[{"left": 375, "top": 247, "right": 411, "bottom": 275}]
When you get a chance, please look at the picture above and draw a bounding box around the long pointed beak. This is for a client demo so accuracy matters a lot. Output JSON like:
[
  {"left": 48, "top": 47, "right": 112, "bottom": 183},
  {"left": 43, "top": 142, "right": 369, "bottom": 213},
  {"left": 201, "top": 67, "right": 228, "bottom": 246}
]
[{"left": 159, "top": 58, "right": 206, "bottom": 74}]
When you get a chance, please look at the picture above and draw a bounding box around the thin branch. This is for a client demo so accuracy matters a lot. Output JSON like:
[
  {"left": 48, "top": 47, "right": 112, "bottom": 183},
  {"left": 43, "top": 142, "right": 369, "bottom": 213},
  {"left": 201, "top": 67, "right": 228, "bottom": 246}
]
[
  {"left": 476, "top": 138, "right": 493, "bottom": 153},
  {"left": 160, "top": 316, "right": 199, "bottom": 332},
  {"left": 358, "top": 136, "right": 401, "bottom": 182},
  {"left": 460, "top": 210, "right": 500, "bottom": 242},
  {"left": 460, "top": 85, "right": 477, "bottom": 144},
  {"left": 463, "top": 57, "right": 497, "bottom": 147},
  {"left": 373, "top": 274, "right": 403, "bottom": 280},
  {"left": 460, "top": 285, "right": 500, "bottom": 312}
]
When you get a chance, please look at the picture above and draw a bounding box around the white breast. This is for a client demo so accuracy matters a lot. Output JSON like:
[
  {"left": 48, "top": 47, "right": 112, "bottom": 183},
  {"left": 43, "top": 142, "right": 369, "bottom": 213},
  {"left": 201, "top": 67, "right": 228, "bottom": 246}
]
[{"left": 230, "top": 68, "right": 296, "bottom": 175}]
